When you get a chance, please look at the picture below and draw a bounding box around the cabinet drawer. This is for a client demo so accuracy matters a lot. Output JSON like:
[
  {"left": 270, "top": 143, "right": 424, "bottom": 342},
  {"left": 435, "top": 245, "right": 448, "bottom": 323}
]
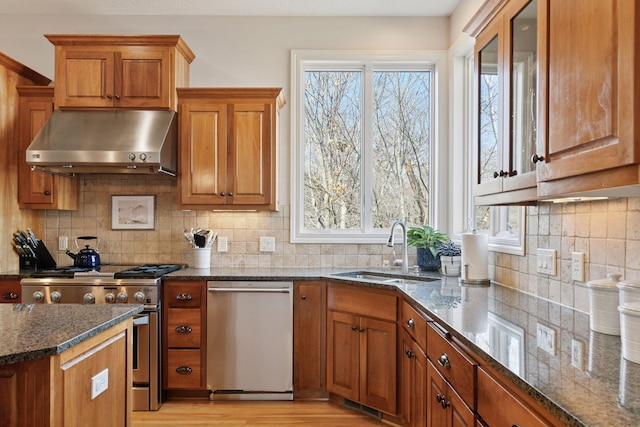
[
  {"left": 166, "top": 349, "right": 203, "bottom": 389},
  {"left": 426, "top": 322, "right": 477, "bottom": 407},
  {"left": 477, "top": 367, "right": 552, "bottom": 427},
  {"left": 328, "top": 285, "right": 396, "bottom": 322},
  {"left": 167, "top": 308, "right": 201, "bottom": 348},
  {"left": 166, "top": 282, "right": 203, "bottom": 308},
  {"left": 400, "top": 299, "right": 427, "bottom": 350}
]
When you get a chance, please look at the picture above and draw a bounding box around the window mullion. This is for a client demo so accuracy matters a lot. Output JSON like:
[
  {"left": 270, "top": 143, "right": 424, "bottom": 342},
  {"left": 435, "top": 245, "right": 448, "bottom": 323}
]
[{"left": 362, "top": 63, "right": 374, "bottom": 233}]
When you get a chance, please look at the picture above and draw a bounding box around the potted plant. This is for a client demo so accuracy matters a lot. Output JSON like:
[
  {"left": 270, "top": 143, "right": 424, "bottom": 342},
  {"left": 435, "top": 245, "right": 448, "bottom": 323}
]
[
  {"left": 437, "top": 241, "right": 462, "bottom": 276},
  {"left": 406, "top": 225, "right": 450, "bottom": 271}
]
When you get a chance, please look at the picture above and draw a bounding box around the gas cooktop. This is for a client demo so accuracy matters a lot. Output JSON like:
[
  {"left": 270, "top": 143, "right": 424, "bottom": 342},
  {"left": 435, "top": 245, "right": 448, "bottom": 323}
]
[{"left": 30, "top": 264, "right": 183, "bottom": 279}]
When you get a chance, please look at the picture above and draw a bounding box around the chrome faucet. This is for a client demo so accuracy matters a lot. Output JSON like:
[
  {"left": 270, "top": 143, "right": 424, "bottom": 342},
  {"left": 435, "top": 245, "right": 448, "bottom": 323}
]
[{"left": 387, "top": 220, "right": 408, "bottom": 275}]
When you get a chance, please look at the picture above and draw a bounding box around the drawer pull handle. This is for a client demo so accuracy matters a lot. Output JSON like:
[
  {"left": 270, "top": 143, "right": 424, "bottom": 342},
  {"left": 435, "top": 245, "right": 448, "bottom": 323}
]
[
  {"left": 176, "top": 366, "right": 193, "bottom": 374},
  {"left": 405, "top": 349, "right": 414, "bottom": 359},
  {"left": 176, "top": 293, "right": 193, "bottom": 301},
  {"left": 175, "top": 325, "right": 192, "bottom": 333},
  {"left": 2, "top": 292, "right": 19, "bottom": 300},
  {"left": 438, "top": 353, "right": 451, "bottom": 369},
  {"left": 407, "top": 318, "right": 415, "bottom": 328}
]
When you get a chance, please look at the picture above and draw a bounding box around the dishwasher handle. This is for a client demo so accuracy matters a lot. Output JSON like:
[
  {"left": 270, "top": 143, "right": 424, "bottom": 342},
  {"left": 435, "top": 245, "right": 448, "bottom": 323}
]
[{"left": 208, "top": 287, "right": 291, "bottom": 293}]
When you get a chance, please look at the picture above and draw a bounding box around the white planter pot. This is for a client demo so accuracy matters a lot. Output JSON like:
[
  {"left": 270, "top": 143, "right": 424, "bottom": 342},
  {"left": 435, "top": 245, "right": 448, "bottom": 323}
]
[{"left": 440, "top": 256, "right": 461, "bottom": 276}]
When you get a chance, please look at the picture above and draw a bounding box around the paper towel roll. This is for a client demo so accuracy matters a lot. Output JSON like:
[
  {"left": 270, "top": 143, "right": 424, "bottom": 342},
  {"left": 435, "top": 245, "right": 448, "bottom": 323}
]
[{"left": 461, "top": 233, "right": 488, "bottom": 280}]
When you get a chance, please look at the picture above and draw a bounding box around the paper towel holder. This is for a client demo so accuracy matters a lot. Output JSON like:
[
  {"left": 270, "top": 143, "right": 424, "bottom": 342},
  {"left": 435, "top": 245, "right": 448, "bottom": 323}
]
[{"left": 460, "top": 263, "right": 490, "bottom": 286}]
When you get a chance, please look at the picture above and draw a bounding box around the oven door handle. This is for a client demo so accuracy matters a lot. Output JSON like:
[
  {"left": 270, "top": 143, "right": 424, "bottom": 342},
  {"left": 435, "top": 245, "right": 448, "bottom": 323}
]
[{"left": 134, "top": 315, "right": 150, "bottom": 326}]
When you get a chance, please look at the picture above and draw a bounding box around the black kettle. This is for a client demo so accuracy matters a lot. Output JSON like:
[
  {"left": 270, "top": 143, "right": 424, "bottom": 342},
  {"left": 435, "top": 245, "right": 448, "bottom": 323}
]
[{"left": 66, "top": 236, "right": 101, "bottom": 268}]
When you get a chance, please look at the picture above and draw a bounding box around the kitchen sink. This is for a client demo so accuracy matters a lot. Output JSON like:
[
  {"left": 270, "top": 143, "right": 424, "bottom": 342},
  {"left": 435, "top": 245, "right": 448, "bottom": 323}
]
[{"left": 331, "top": 271, "right": 439, "bottom": 285}]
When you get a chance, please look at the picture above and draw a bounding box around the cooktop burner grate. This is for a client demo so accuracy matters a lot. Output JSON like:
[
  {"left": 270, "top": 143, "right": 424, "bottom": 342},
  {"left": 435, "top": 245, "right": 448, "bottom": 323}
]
[{"left": 30, "top": 264, "right": 182, "bottom": 279}]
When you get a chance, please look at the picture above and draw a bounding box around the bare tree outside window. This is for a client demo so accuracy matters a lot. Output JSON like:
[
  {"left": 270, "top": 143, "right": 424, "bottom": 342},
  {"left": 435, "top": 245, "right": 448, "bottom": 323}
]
[{"left": 303, "top": 68, "right": 431, "bottom": 232}]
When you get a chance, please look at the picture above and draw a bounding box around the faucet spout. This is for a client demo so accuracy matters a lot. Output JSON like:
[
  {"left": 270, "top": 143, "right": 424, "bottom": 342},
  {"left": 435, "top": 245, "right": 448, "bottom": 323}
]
[{"left": 387, "top": 220, "right": 408, "bottom": 275}]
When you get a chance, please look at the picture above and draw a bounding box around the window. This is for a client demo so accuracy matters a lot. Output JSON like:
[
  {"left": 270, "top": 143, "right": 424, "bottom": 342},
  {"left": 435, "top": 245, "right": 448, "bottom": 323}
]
[{"left": 291, "top": 51, "right": 446, "bottom": 243}]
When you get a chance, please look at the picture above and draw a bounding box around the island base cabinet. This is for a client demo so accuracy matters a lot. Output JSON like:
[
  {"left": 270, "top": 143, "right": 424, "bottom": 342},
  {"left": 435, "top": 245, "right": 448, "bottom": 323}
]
[{"left": 0, "top": 321, "right": 132, "bottom": 427}]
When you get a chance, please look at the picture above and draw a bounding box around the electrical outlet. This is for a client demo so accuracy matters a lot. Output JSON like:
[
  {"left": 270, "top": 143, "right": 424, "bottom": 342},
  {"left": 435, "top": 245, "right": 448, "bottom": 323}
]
[
  {"left": 536, "top": 323, "right": 556, "bottom": 355},
  {"left": 571, "top": 252, "right": 586, "bottom": 282},
  {"left": 217, "top": 237, "right": 228, "bottom": 253},
  {"left": 536, "top": 248, "right": 557, "bottom": 276},
  {"left": 571, "top": 339, "right": 584, "bottom": 370},
  {"left": 58, "top": 236, "right": 68, "bottom": 251},
  {"left": 91, "top": 369, "right": 109, "bottom": 400},
  {"left": 259, "top": 236, "right": 276, "bottom": 252}
]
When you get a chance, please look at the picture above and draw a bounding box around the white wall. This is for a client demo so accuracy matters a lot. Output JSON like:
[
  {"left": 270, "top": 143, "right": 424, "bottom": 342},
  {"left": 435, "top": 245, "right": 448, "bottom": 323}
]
[{"left": 0, "top": 14, "right": 450, "bottom": 205}]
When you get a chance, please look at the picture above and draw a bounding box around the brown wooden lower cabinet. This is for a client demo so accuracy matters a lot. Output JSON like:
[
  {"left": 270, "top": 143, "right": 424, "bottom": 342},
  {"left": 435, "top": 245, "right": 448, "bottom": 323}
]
[
  {"left": 426, "top": 359, "right": 475, "bottom": 427},
  {"left": 476, "top": 366, "right": 562, "bottom": 426},
  {"left": 0, "top": 320, "right": 132, "bottom": 427},
  {"left": 0, "top": 279, "right": 21, "bottom": 303},
  {"left": 400, "top": 329, "right": 427, "bottom": 427},
  {"left": 293, "top": 280, "right": 327, "bottom": 399}
]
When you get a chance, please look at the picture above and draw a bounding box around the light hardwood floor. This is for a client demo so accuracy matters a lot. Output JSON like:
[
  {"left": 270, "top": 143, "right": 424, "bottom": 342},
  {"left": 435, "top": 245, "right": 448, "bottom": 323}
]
[{"left": 132, "top": 400, "right": 386, "bottom": 426}]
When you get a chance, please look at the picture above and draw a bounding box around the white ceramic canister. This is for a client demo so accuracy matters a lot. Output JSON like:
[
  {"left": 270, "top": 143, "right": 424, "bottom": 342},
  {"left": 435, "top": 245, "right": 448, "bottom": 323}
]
[
  {"left": 618, "top": 301, "right": 640, "bottom": 364},
  {"left": 618, "top": 280, "right": 640, "bottom": 305},
  {"left": 587, "top": 273, "right": 622, "bottom": 335}
]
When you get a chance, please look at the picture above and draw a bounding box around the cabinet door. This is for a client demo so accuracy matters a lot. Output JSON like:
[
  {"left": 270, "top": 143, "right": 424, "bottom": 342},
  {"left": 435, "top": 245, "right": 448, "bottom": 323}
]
[
  {"left": 360, "top": 317, "right": 396, "bottom": 415},
  {"left": 326, "top": 310, "right": 360, "bottom": 402},
  {"left": 427, "top": 359, "right": 448, "bottom": 427},
  {"left": 401, "top": 330, "right": 427, "bottom": 427},
  {"left": 179, "top": 102, "right": 228, "bottom": 206},
  {"left": 116, "top": 48, "right": 171, "bottom": 109},
  {"left": 0, "top": 279, "right": 21, "bottom": 303},
  {"left": 228, "top": 102, "right": 274, "bottom": 206},
  {"left": 55, "top": 50, "right": 115, "bottom": 108},
  {"left": 538, "top": 0, "right": 633, "bottom": 182},
  {"left": 293, "top": 281, "right": 327, "bottom": 398}
]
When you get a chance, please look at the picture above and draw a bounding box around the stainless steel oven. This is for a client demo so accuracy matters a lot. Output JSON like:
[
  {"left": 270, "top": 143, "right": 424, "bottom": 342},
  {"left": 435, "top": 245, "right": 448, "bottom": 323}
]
[{"left": 21, "top": 264, "right": 182, "bottom": 411}]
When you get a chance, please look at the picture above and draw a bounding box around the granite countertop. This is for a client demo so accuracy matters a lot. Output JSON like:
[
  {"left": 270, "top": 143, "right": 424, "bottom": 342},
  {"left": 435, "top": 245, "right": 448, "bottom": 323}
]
[
  {"left": 0, "top": 304, "right": 143, "bottom": 365},
  {"left": 3, "top": 266, "right": 639, "bottom": 425}
]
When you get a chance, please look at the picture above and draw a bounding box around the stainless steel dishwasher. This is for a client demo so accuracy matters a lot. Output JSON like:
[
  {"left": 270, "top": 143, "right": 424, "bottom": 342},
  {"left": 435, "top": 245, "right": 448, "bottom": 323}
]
[{"left": 206, "top": 281, "right": 293, "bottom": 400}]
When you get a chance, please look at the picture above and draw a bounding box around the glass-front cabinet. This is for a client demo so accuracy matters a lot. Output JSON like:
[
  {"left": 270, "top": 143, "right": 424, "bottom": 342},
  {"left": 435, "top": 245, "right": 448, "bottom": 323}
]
[{"left": 473, "top": 0, "right": 540, "bottom": 205}]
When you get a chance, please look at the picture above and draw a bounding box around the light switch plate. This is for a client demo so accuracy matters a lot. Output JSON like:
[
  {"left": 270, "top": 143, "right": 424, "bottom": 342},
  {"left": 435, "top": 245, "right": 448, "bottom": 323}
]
[
  {"left": 91, "top": 368, "right": 109, "bottom": 400},
  {"left": 58, "top": 236, "right": 68, "bottom": 251},
  {"left": 259, "top": 236, "right": 276, "bottom": 252},
  {"left": 536, "top": 248, "right": 557, "bottom": 276},
  {"left": 536, "top": 323, "right": 556, "bottom": 355},
  {"left": 217, "top": 237, "right": 228, "bottom": 253},
  {"left": 571, "top": 252, "right": 586, "bottom": 282}
]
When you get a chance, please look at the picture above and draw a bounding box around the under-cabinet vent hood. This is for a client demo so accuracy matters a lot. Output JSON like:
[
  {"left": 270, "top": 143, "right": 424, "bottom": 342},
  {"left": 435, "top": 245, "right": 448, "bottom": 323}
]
[{"left": 26, "top": 109, "right": 178, "bottom": 176}]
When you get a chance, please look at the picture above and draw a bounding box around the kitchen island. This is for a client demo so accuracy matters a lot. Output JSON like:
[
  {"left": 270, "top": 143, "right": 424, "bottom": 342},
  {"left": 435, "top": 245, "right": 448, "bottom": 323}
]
[{"left": 0, "top": 303, "right": 141, "bottom": 427}]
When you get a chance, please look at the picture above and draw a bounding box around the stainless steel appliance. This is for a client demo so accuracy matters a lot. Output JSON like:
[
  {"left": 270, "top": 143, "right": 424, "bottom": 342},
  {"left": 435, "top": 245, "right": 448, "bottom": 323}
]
[
  {"left": 207, "top": 281, "right": 293, "bottom": 400},
  {"left": 20, "top": 264, "right": 182, "bottom": 411}
]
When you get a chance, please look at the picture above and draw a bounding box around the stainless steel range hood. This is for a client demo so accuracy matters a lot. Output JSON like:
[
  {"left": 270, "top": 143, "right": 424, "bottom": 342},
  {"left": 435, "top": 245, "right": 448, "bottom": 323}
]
[{"left": 26, "top": 109, "right": 178, "bottom": 176}]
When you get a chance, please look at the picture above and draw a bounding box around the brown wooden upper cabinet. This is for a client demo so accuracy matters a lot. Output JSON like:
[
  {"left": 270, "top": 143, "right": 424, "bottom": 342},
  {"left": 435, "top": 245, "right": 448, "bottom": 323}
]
[
  {"left": 472, "top": 0, "right": 540, "bottom": 205},
  {"left": 46, "top": 35, "right": 195, "bottom": 110},
  {"left": 176, "top": 88, "right": 285, "bottom": 211},
  {"left": 17, "top": 86, "right": 79, "bottom": 210},
  {"left": 536, "top": 0, "right": 640, "bottom": 198},
  {"left": 469, "top": 0, "right": 640, "bottom": 202}
]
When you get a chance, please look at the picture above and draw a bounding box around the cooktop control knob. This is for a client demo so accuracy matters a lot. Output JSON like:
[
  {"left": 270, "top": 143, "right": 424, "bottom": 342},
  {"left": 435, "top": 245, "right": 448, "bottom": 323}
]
[
  {"left": 128, "top": 153, "right": 136, "bottom": 161},
  {"left": 117, "top": 292, "right": 128, "bottom": 303},
  {"left": 134, "top": 291, "right": 146, "bottom": 303},
  {"left": 50, "top": 291, "right": 62, "bottom": 303},
  {"left": 105, "top": 293, "right": 116, "bottom": 304},
  {"left": 139, "top": 153, "right": 147, "bottom": 161},
  {"left": 33, "top": 291, "right": 44, "bottom": 303},
  {"left": 83, "top": 293, "right": 96, "bottom": 304}
]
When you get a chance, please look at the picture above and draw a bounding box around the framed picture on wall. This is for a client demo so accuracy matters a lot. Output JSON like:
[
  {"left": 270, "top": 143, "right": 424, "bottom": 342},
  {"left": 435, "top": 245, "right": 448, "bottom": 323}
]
[{"left": 111, "top": 195, "right": 156, "bottom": 230}]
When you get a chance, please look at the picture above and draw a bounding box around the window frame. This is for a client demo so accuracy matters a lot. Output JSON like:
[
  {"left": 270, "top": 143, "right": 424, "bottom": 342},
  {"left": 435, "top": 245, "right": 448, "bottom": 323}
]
[{"left": 290, "top": 50, "right": 448, "bottom": 244}]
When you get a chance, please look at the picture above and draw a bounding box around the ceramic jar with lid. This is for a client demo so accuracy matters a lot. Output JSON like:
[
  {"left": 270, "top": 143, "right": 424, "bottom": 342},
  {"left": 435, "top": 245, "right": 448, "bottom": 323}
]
[
  {"left": 587, "top": 273, "right": 622, "bottom": 335},
  {"left": 618, "top": 301, "right": 640, "bottom": 364},
  {"left": 618, "top": 280, "right": 640, "bottom": 305}
]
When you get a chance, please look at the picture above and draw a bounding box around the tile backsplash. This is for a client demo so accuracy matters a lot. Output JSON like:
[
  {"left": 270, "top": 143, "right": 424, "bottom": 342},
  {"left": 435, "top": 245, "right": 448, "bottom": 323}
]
[{"left": 42, "top": 175, "right": 640, "bottom": 314}]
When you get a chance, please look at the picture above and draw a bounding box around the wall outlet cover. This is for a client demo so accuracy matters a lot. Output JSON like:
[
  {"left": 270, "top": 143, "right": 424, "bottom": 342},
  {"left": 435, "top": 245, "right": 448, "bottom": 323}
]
[
  {"left": 91, "top": 368, "right": 109, "bottom": 400},
  {"left": 217, "top": 237, "right": 228, "bottom": 253},
  {"left": 571, "top": 252, "right": 586, "bottom": 282},
  {"left": 571, "top": 339, "right": 584, "bottom": 370}
]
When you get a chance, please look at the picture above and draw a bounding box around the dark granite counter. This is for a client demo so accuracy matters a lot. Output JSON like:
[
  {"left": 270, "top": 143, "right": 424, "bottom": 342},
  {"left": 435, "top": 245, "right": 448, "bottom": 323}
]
[
  {"left": 3, "top": 266, "right": 638, "bottom": 425},
  {"left": 0, "top": 304, "right": 143, "bottom": 365}
]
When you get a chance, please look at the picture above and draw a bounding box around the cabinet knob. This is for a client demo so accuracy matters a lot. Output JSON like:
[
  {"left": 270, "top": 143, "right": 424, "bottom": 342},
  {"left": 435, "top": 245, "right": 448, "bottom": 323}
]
[
  {"left": 510, "top": 170, "right": 518, "bottom": 177},
  {"left": 300, "top": 294, "right": 307, "bottom": 300},
  {"left": 114, "top": 94, "right": 120, "bottom": 100},
  {"left": 228, "top": 192, "right": 234, "bottom": 196},
  {"left": 220, "top": 192, "right": 225, "bottom": 196},
  {"left": 405, "top": 349, "right": 414, "bottom": 358},
  {"left": 175, "top": 366, "right": 193, "bottom": 374},
  {"left": 493, "top": 170, "right": 508, "bottom": 178},
  {"left": 437, "top": 353, "right": 451, "bottom": 369},
  {"left": 176, "top": 293, "right": 193, "bottom": 301},
  {"left": 407, "top": 318, "right": 415, "bottom": 329},
  {"left": 44, "top": 190, "right": 51, "bottom": 196},
  {"left": 436, "top": 393, "right": 445, "bottom": 403},
  {"left": 359, "top": 327, "right": 365, "bottom": 333},
  {"left": 2, "top": 292, "right": 19, "bottom": 300},
  {"left": 175, "top": 325, "right": 193, "bottom": 333},
  {"left": 106, "top": 94, "right": 113, "bottom": 99},
  {"left": 351, "top": 325, "right": 358, "bottom": 331},
  {"left": 531, "top": 154, "right": 545, "bottom": 163}
]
